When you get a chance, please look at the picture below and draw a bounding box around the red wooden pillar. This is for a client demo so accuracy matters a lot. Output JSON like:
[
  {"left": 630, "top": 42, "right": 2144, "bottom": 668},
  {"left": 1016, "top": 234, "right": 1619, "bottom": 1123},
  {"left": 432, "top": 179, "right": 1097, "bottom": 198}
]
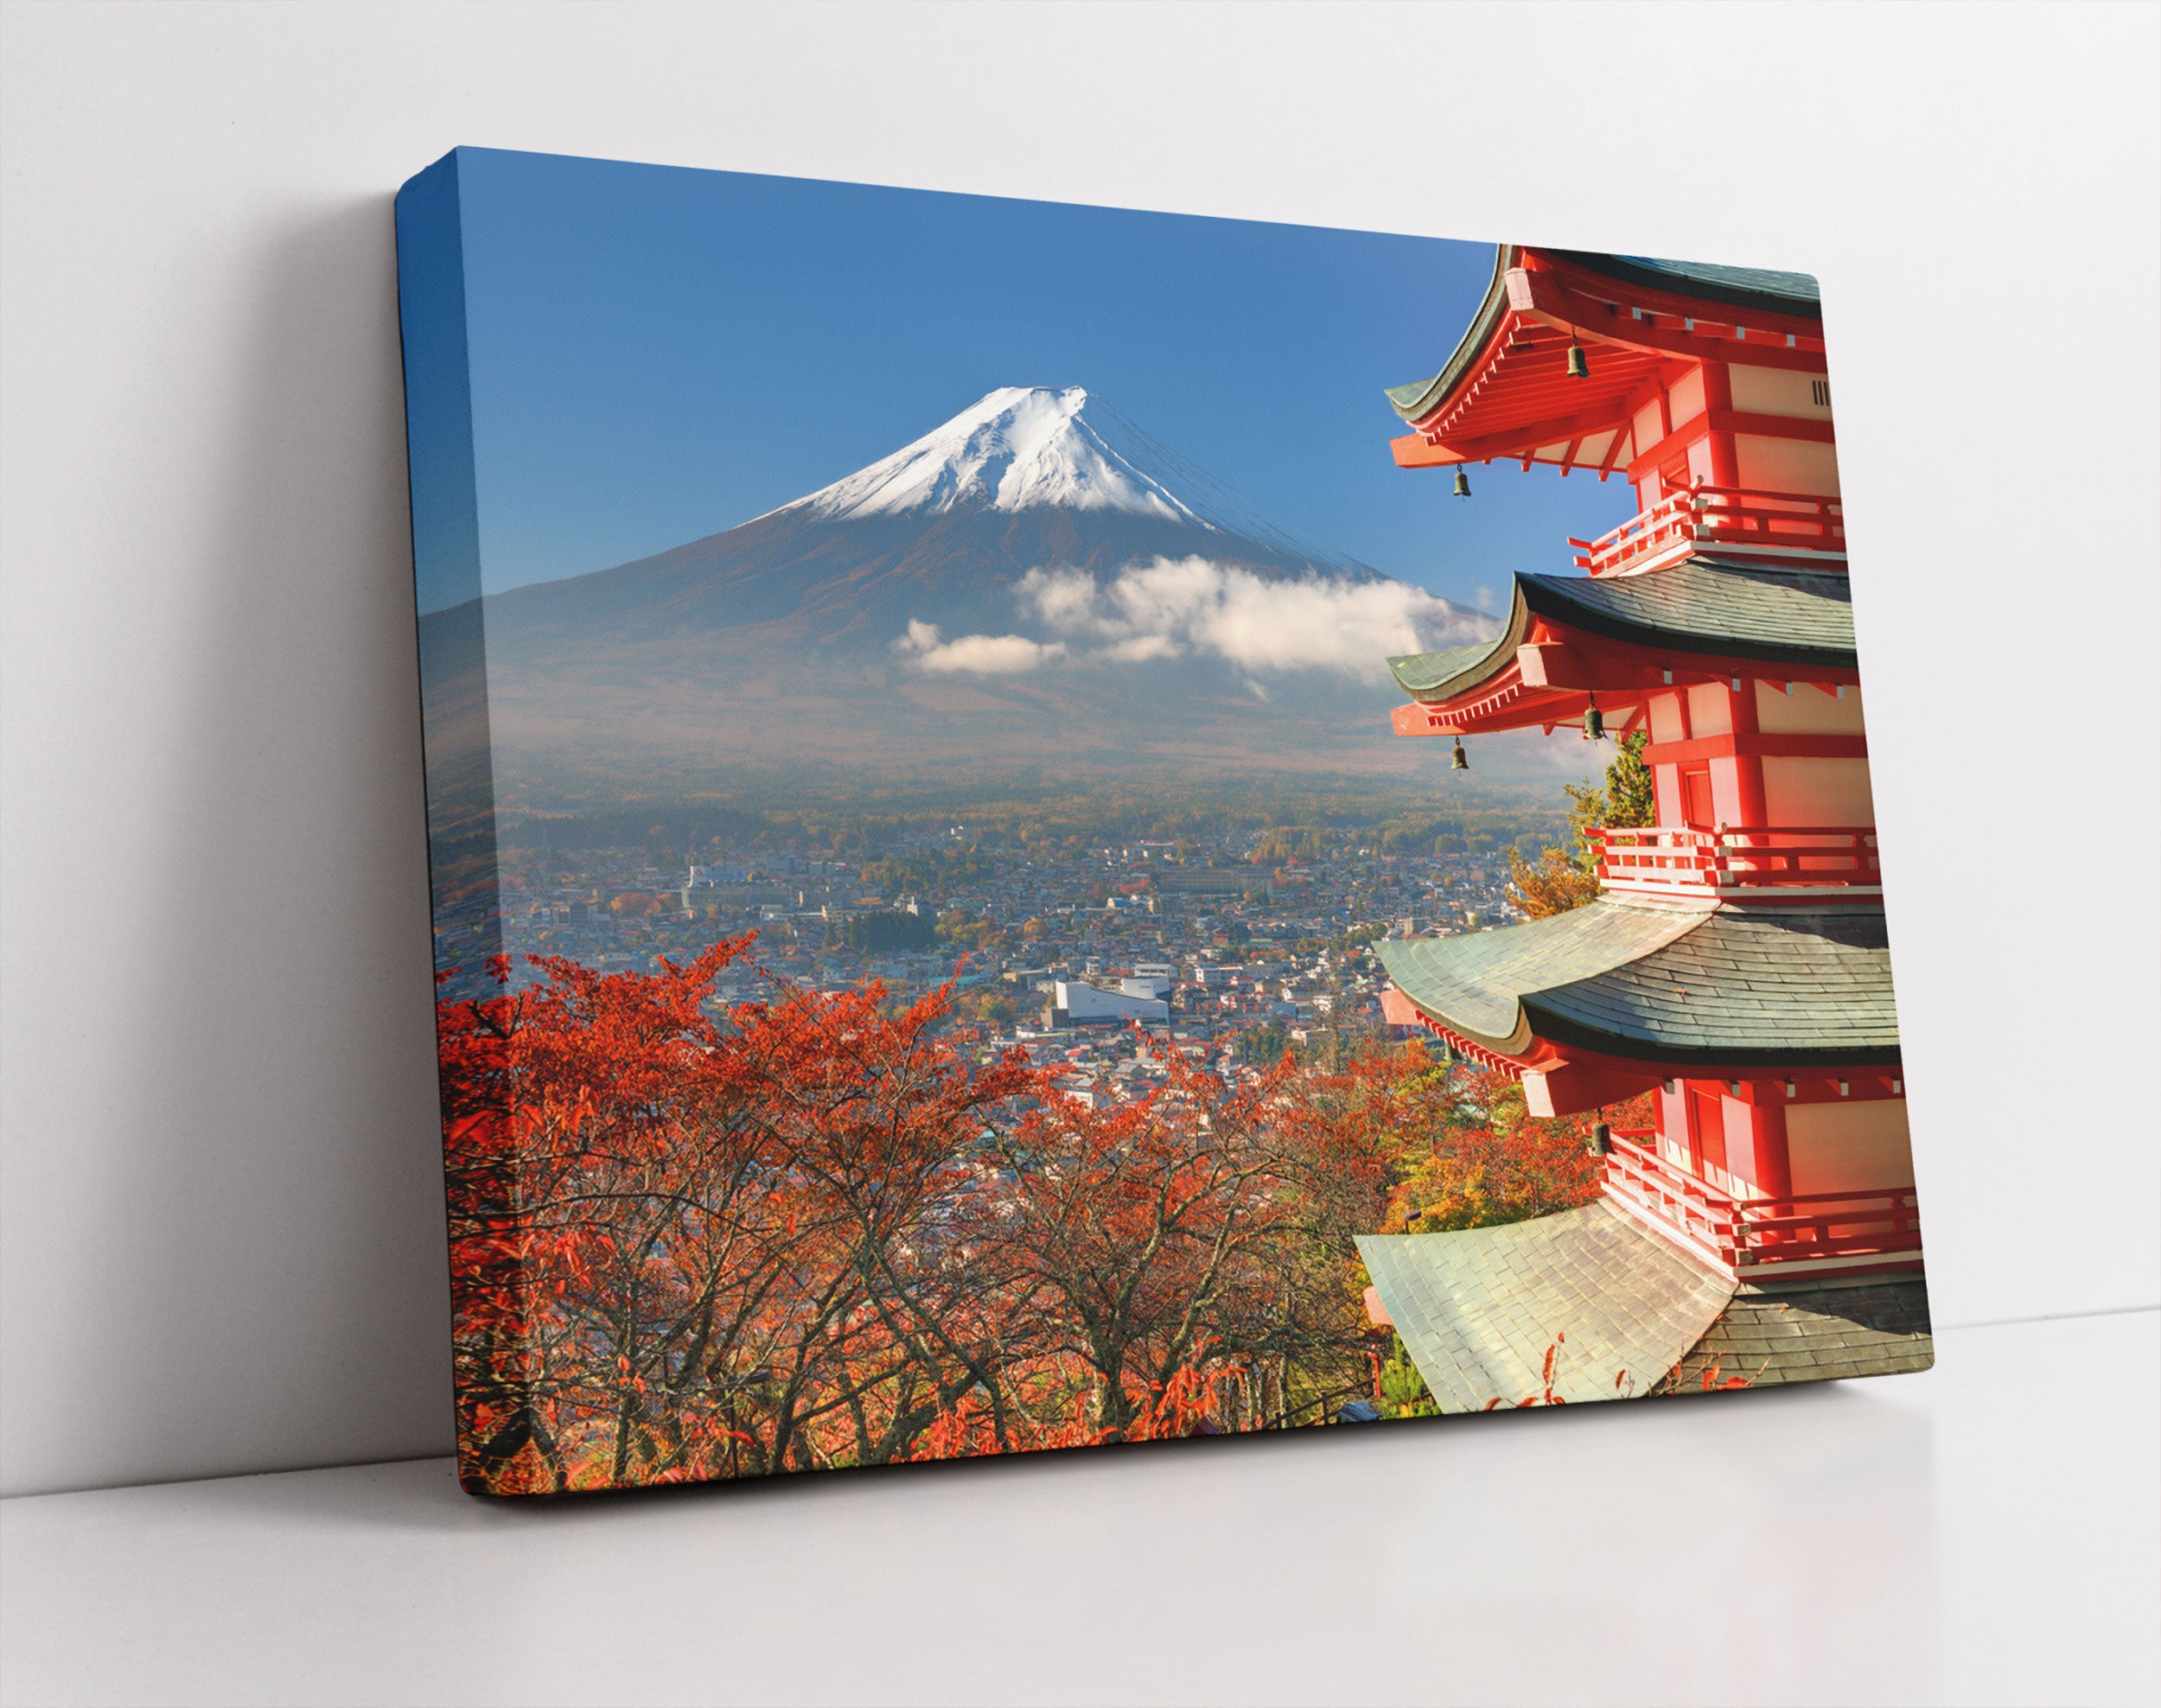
[
  {"left": 1727, "top": 679, "right": 1769, "bottom": 826},
  {"left": 1686, "top": 1082, "right": 1728, "bottom": 1179},
  {"left": 1702, "top": 362, "right": 1739, "bottom": 489},
  {"left": 1743, "top": 1098, "right": 1793, "bottom": 1254},
  {"left": 1747, "top": 1099, "right": 1793, "bottom": 1200}
]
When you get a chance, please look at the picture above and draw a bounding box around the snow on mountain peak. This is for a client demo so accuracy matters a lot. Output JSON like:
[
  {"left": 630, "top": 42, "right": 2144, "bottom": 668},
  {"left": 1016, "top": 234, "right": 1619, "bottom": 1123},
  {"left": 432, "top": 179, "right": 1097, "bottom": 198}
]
[{"left": 775, "top": 386, "right": 1350, "bottom": 565}]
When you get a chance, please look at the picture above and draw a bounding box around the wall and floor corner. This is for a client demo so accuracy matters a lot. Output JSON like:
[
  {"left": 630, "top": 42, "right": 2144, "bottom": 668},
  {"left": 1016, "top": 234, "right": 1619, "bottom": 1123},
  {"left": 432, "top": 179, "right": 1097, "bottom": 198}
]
[{"left": 3, "top": 3, "right": 2158, "bottom": 1504}]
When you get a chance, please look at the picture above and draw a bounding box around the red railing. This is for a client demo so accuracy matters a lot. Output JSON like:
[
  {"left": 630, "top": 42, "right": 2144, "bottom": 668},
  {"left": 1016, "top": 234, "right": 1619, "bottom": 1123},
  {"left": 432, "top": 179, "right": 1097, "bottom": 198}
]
[
  {"left": 1569, "top": 485, "right": 1845, "bottom": 576},
  {"left": 1602, "top": 1131, "right": 1921, "bottom": 1272},
  {"left": 1594, "top": 825, "right": 1880, "bottom": 895}
]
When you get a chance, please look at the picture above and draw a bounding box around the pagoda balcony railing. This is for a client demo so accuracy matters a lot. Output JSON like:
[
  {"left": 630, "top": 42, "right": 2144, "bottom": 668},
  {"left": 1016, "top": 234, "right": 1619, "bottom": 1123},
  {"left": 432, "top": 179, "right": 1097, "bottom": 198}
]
[
  {"left": 1594, "top": 825, "right": 1880, "bottom": 896},
  {"left": 1601, "top": 1131, "right": 1922, "bottom": 1274},
  {"left": 1570, "top": 485, "right": 1845, "bottom": 576}
]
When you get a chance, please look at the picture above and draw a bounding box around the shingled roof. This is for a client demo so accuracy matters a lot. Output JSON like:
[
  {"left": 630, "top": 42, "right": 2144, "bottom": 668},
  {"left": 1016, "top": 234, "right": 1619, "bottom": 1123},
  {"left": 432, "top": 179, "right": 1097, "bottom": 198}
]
[
  {"left": 1358, "top": 1201, "right": 1737, "bottom": 1411},
  {"left": 1520, "top": 556, "right": 1855, "bottom": 667},
  {"left": 1386, "top": 555, "right": 1856, "bottom": 704},
  {"left": 1549, "top": 251, "right": 1822, "bottom": 320},
  {"left": 1661, "top": 1272, "right": 1933, "bottom": 1391},
  {"left": 1361, "top": 1205, "right": 1929, "bottom": 1413},
  {"left": 1378, "top": 901, "right": 1902, "bottom": 1068}
]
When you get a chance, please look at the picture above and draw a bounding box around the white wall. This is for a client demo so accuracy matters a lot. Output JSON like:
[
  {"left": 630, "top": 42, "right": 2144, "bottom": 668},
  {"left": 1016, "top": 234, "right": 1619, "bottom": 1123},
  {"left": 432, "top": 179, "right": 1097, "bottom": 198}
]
[
  {"left": 1788, "top": 1099, "right": 1918, "bottom": 1197},
  {"left": 3, "top": 2, "right": 2156, "bottom": 1497},
  {"left": 1761, "top": 757, "right": 1876, "bottom": 827}
]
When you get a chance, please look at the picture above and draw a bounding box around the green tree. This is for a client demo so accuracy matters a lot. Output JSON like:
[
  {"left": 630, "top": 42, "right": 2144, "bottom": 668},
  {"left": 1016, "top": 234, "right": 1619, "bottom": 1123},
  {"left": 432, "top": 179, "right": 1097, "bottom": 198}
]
[
  {"left": 1597, "top": 729, "right": 1657, "bottom": 830},
  {"left": 1376, "top": 1334, "right": 1437, "bottom": 1418},
  {"left": 1507, "top": 730, "right": 1655, "bottom": 918}
]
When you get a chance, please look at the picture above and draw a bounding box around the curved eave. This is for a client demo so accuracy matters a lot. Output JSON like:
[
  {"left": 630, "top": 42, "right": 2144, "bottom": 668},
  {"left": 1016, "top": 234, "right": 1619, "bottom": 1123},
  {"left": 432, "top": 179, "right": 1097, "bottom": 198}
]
[
  {"left": 1386, "top": 591, "right": 1530, "bottom": 701},
  {"left": 1378, "top": 900, "right": 1703, "bottom": 1057},
  {"left": 1386, "top": 557, "right": 1858, "bottom": 731},
  {"left": 1520, "top": 557, "right": 1858, "bottom": 672},
  {"left": 1386, "top": 245, "right": 1519, "bottom": 425},
  {"left": 1380, "top": 902, "right": 1901, "bottom": 1071}
]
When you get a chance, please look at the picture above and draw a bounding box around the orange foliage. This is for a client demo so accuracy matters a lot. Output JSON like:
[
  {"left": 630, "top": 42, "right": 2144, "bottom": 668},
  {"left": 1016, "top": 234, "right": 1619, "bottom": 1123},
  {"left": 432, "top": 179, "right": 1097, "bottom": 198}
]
[
  {"left": 1506, "top": 844, "right": 1600, "bottom": 919},
  {"left": 438, "top": 947, "right": 1392, "bottom": 1492},
  {"left": 436, "top": 957, "right": 1659, "bottom": 1494}
]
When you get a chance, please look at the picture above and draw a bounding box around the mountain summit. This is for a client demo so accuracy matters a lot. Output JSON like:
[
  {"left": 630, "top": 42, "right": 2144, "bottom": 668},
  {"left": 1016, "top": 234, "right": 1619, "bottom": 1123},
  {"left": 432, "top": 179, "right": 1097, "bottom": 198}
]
[{"left": 769, "top": 386, "right": 1352, "bottom": 568}]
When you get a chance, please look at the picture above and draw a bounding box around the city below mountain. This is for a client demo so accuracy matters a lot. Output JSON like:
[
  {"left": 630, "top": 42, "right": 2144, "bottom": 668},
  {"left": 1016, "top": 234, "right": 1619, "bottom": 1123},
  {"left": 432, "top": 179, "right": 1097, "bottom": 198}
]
[{"left": 422, "top": 387, "right": 1497, "bottom": 807}]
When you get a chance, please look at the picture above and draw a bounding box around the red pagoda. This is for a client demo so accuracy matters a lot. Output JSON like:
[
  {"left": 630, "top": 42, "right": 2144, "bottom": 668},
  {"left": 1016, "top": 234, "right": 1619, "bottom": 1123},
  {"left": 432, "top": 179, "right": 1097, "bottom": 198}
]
[{"left": 1357, "top": 248, "right": 1929, "bottom": 1407}]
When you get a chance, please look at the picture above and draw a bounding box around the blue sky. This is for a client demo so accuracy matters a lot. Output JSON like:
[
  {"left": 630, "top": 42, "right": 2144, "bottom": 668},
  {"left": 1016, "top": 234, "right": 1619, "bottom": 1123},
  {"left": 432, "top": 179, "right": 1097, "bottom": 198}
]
[{"left": 422, "top": 147, "right": 1635, "bottom": 615}]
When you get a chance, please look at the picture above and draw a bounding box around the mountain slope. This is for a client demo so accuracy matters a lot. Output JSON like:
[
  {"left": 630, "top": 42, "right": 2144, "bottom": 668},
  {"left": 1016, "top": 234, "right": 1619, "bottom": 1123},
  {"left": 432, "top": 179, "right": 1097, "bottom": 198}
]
[{"left": 424, "top": 387, "right": 1493, "bottom": 803}]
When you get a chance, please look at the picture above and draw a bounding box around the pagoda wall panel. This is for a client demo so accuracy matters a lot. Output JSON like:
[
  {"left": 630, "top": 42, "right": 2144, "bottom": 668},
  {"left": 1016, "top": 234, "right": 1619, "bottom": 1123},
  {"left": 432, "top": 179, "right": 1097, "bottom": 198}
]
[
  {"left": 1632, "top": 399, "right": 1665, "bottom": 459},
  {"left": 1654, "top": 765, "right": 1685, "bottom": 826},
  {"left": 1712, "top": 756, "right": 1755, "bottom": 826},
  {"left": 1705, "top": 1092, "right": 1756, "bottom": 1196},
  {"left": 1735, "top": 433, "right": 1840, "bottom": 497},
  {"left": 1729, "top": 363, "right": 1833, "bottom": 421},
  {"left": 1686, "top": 436, "right": 1718, "bottom": 487},
  {"left": 1655, "top": 1084, "right": 1692, "bottom": 1166},
  {"left": 1719, "top": 1093, "right": 1781, "bottom": 1197},
  {"left": 1762, "top": 755, "right": 1876, "bottom": 827},
  {"left": 1787, "top": 1099, "right": 1915, "bottom": 1196},
  {"left": 1756, "top": 680, "right": 1865, "bottom": 736},
  {"left": 1686, "top": 684, "right": 1733, "bottom": 737},
  {"left": 1667, "top": 366, "right": 1707, "bottom": 429}
]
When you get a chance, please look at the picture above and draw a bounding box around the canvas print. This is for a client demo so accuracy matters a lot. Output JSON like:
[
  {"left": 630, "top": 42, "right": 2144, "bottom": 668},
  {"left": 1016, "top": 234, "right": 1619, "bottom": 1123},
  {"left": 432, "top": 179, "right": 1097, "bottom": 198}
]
[{"left": 396, "top": 148, "right": 1928, "bottom": 1497}]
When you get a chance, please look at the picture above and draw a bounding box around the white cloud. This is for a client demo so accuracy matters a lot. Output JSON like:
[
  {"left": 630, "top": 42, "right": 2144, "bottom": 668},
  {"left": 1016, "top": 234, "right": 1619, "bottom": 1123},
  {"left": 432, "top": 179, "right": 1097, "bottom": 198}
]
[
  {"left": 894, "top": 559, "right": 1492, "bottom": 681},
  {"left": 1011, "top": 558, "right": 1491, "bottom": 679},
  {"left": 1093, "top": 633, "right": 1182, "bottom": 664},
  {"left": 893, "top": 619, "right": 1064, "bottom": 675}
]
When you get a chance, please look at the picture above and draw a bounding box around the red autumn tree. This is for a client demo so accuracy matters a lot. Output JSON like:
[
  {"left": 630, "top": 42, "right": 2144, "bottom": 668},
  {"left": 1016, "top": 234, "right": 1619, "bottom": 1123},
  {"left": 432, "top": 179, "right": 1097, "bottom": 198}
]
[
  {"left": 435, "top": 956, "right": 1656, "bottom": 1494},
  {"left": 993, "top": 1042, "right": 1375, "bottom": 1440}
]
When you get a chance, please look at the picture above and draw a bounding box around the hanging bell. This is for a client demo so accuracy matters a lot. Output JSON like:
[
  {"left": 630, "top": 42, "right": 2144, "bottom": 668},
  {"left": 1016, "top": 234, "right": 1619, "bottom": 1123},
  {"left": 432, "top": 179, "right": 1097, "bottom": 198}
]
[
  {"left": 1582, "top": 698, "right": 1604, "bottom": 741},
  {"left": 1450, "top": 736, "right": 1469, "bottom": 771},
  {"left": 1451, "top": 467, "right": 1471, "bottom": 499},
  {"left": 1566, "top": 337, "right": 1590, "bottom": 379}
]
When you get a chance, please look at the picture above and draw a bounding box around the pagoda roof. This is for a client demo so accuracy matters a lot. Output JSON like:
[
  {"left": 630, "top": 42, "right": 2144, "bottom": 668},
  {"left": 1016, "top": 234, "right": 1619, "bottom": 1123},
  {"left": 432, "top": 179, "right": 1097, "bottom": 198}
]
[
  {"left": 1386, "top": 245, "right": 1825, "bottom": 427},
  {"left": 1386, "top": 553, "right": 1856, "bottom": 704},
  {"left": 1546, "top": 251, "right": 1821, "bottom": 321},
  {"left": 1377, "top": 900, "right": 1900, "bottom": 1068},
  {"left": 1666, "top": 1272, "right": 1933, "bottom": 1391},
  {"left": 1360, "top": 1214, "right": 1929, "bottom": 1412},
  {"left": 1356, "top": 1201, "right": 1735, "bottom": 1412}
]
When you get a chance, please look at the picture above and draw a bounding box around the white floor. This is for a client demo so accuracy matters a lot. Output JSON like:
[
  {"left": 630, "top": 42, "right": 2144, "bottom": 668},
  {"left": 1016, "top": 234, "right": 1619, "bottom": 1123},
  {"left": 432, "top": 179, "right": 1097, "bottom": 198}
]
[{"left": 3, "top": 1311, "right": 2154, "bottom": 1708}]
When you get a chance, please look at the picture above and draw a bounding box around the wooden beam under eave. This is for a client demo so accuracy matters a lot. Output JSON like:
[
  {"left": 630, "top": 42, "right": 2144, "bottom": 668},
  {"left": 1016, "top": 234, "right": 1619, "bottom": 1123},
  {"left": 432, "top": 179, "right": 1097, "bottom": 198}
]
[
  {"left": 1519, "top": 628, "right": 1693, "bottom": 692},
  {"left": 1508, "top": 268, "right": 1830, "bottom": 373},
  {"left": 1391, "top": 432, "right": 1464, "bottom": 469},
  {"left": 1408, "top": 399, "right": 1642, "bottom": 470},
  {"left": 1391, "top": 701, "right": 1456, "bottom": 736},
  {"left": 1641, "top": 731, "right": 1869, "bottom": 765},
  {"left": 1515, "top": 641, "right": 1587, "bottom": 688},
  {"left": 1523, "top": 1055, "right": 1665, "bottom": 1119}
]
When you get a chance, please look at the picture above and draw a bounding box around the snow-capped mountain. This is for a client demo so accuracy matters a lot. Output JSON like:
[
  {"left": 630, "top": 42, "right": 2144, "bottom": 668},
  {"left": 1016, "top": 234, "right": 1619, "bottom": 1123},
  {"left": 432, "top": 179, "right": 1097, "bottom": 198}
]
[
  {"left": 424, "top": 387, "right": 1492, "bottom": 801},
  {"left": 766, "top": 386, "right": 1358, "bottom": 570}
]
